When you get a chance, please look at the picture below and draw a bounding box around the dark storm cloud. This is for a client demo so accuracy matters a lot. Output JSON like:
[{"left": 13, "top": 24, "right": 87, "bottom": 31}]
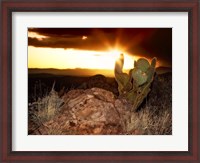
[
  {"left": 126, "top": 28, "right": 172, "bottom": 66},
  {"left": 29, "top": 28, "right": 117, "bottom": 38},
  {"left": 28, "top": 28, "right": 172, "bottom": 66},
  {"left": 28, "top": 28, "right": 117, "bottom": 51},
  {"left": 28, "top": 36, "right": 107, "bottom": 50}
]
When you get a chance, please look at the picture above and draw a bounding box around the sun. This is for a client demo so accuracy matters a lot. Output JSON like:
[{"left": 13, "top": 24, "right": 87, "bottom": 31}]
[{"left": 109, "top": 49, "right": 123, "bottom": 60}]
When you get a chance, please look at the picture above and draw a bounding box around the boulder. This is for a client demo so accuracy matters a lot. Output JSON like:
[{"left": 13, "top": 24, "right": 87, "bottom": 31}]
[
  {"left": 78, "top": 74, "right": 118, "bottom": 95},
  {"left": 33, "top": 87, "right": 131, "bottom": 135}
]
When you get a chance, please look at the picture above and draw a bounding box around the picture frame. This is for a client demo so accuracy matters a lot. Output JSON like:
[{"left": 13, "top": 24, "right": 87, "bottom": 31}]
[{"left": 0, "top": 0, "right": 199, "bottom": 162}]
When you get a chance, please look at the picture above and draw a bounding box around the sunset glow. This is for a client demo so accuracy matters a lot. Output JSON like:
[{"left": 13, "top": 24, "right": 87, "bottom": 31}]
[
  {"left": 28, "top": 28, "right": 170, "bottom": 76},
  {"left": 28, "top": 46, "right": 137, "bottom": 70},
  {"left": 82, "top": 36, "right": 87, "bottom": 40},
  {"left": 28, "top": 30, "right": 137, "bottom": 71}
]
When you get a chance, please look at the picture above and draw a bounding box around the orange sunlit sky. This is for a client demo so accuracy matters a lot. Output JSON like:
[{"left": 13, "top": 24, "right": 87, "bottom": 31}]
[{"left": 28, "top": 28, "right": 172, "bottom": 76}]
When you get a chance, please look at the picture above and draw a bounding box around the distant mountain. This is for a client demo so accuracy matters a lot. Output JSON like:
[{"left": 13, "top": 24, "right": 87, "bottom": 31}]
[
  {"left": 156, "top": 67, "right": 172, "bottom": 74},
  {"left": 28, "top": 66, "right": 172, "bottom": 77},
  {"left": 28, "top": 68, "right": 114, "bottom": 77}
]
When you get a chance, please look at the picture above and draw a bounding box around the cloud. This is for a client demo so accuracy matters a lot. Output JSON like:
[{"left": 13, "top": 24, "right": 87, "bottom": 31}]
[
  {"left": 28, "top": 35, "right": 112, "bottom": 51},
  {"left": 28, "top": 28, "right": 172, "bottom": 66},
  {"left": 28, "top": 28, "right": 118, "bottom": 51}
]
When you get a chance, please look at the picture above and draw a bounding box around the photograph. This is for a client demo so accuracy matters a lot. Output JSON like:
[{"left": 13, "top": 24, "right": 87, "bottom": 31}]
[
  {"left": 28, "top": 28, "right": 172, "bottom": 135},
  {"left": 1, "top": 0, "right": 199, "bottom": 162}
]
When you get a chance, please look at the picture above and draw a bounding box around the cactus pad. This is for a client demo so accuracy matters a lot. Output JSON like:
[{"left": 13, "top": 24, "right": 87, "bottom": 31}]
[
  {"left": 135, "top": 58, "right": 150, "bottom": 72},
  {"left": 132, "top": 68, "right": 148, "bottom": 86},
  {"left": 151, "top": 57, "right": 157, "bottom": 68}
]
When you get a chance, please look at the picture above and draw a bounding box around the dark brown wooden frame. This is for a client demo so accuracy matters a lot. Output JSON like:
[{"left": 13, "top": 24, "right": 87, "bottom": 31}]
[{"left": 0, "top": 0, "right": 199, "bottom": 162}]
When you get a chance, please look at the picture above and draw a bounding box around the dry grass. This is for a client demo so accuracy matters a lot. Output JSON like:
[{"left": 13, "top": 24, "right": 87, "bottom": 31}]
[
  {"left": 126, "top": 105, "right": 172, "bottom": 135},
  {"left": 28, "top": 82, "right": 64, "bottom": 133}
]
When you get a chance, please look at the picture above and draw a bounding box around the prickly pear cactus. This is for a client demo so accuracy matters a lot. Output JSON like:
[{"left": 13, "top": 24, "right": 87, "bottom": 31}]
[
  {"left": 130, "top": 57, "right": 157, "bottom": 111},
  {"left": 114, "top": 55, "right": 157, "bottom": 112},
  {"left": 114, "top": 53, "right": 132, "bottom": 94}
]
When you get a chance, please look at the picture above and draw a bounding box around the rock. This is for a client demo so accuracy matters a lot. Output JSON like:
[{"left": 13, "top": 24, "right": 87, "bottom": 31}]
[
  {"left": 78, "top": 74, "right": 118, "bottom": 95},
  {"left": 32, "top": 87, "right": 131, "bottom": 135}
]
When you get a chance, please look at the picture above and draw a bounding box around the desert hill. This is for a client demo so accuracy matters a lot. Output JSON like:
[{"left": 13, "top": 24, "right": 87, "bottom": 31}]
[{"left": 28, "top": 72, "right": 172, "bottom": 135}]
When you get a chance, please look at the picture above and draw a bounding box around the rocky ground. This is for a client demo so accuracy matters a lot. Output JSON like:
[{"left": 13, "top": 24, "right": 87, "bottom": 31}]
[{"left": 28, "top": 72, "right": 172, "bottom": 135}]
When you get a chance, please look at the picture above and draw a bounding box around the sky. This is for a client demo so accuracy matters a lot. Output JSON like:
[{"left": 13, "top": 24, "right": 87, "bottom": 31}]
[{"left": 28, "top": 28, "right": 172, "bottom": 71}]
